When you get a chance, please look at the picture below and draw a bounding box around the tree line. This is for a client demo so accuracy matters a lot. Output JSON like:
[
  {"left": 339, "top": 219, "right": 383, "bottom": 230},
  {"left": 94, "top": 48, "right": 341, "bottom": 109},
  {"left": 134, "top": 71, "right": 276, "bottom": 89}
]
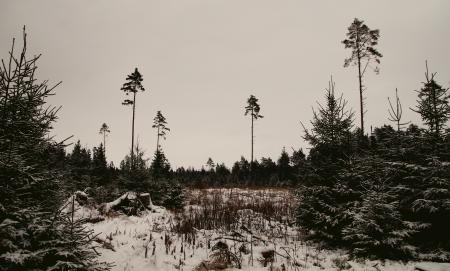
[{"left": 174, "top": 147, "right": 306, "bottom": 187}]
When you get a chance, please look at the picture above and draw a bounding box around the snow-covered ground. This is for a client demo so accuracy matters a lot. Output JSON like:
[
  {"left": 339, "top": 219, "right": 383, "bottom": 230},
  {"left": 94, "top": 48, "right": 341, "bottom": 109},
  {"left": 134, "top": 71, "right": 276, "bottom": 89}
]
[{"left": 78, "top": 189, "right": 450, "bottom": 271}]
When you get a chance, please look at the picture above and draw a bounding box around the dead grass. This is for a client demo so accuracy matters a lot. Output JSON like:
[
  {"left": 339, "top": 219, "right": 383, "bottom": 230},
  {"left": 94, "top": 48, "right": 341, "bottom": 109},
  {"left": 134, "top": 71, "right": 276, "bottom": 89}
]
[{"left": 183, "top": 188, "right": 296, "bottom": 229}]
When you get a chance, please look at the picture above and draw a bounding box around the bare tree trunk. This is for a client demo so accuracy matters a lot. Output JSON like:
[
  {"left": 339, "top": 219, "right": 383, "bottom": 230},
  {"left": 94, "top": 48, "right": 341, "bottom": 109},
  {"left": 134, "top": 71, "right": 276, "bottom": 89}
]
[
  {"left": 103, "top": 132, "right": 106, "bottom": 156},
  {"left": 156, "top": 126, "right": 160, "bottom": 153},
  {"left": 356, "top": 32, "right": 364, "bottom": 136},
  {"left": 358, "top": 58, "right": 364, "bottom": 135},
  {"left": 250, "top": 110, "right": 254, "bottom": 177},
  {"left": 131, "top": 91, "right": 136, "bottom": 168}
]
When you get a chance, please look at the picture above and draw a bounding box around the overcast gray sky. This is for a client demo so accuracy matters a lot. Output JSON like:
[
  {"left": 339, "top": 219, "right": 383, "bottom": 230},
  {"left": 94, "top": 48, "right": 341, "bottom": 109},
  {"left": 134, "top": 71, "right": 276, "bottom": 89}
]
[{"left": 1, "top": 0, "right": 450, "bottom": 169}]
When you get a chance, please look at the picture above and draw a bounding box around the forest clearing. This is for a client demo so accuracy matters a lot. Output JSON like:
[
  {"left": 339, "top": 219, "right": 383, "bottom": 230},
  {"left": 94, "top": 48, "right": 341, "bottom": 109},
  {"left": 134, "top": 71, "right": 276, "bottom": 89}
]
[{"left": 2, "top": 1, "right": 450, "bottom": 270}]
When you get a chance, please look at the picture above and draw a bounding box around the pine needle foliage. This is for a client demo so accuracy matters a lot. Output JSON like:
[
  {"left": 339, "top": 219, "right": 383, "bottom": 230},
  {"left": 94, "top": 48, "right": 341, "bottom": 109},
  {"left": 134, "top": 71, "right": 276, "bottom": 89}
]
[{"left": 0, "top": 28, "right": 110, "bottom": 271}]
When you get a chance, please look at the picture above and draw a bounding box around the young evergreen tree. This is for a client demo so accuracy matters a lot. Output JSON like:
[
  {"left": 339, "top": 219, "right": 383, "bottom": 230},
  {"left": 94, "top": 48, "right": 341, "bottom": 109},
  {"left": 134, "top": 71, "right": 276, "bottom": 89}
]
[
  {"left": 51, "top": 196, "right": 113, "bottom": 270},
  {"left": 409, "top": 158, "right": 450, "bottom": 255},
  {"left": 375, "top": 87, "right": 410, "bottom": 161},
  {"left": 149, "top": 149, "right": 171, "bottom": 179},
  {"left": 231, "top": 156, "right": 250, "bottom": 183},
  {"left": 296, "top": 78, "right": 355, "bottom": 244},
  {"left": 99, "top": 123, "right": 110, "bottom": 156},
  {"left": 152, "top": 110, "right": 170, "bottom": 153},
  {"left": 290, "top": 148, "right": 306, "bottom": 183},
  {"left": 119, "top": 144, "right": 148, "bottom": 191},
  {"left": 412, "top": 62, "right": 450, "bottom": 149},
  {"left": 121, "top": 68, "right": 145, "bottom": 168},
  {"left": 259, "top": 157, "right": 277, "bottom": 186},
  {"left": 0, "top": 28, "right": 109, "bottom": 270},
  {"left": 371, "top": 124, "right": 428, "bottom": 164},
  {"left": 206, "top": 157, "right": 215, "bottom": 172},
  {"left": 147, "top": 150, "right": 185, "bottom": 209},
  {"left": 69, "top": 141, "right": 92, "bottom": 168},
  {"left": 343, "top": 18, "right": 382, "bottom": 135},
  {"left": 290, "top": 148, "right": 305, "bottom": 167},
  {"left": 215, "top": 163, "right": 230, "bottom": 185},
  {"left": 277, "top": 147, "right": 291, "bottom": 183},
  {"left": 341, "top": 156, "right": 420, "bottom": 259},
  {"left": 296, "top": 160, "right": 360, "bottom": 244},
  {"left": 66, "top": 140, "right": 93, "bottom": 190},
  {"left": 92, "top": 143, "right": 107, "bottom": 181},
  {"left": 92, "top": 144, "right": 106, "bottom": 166},
  {"left": 302, "top": 77, "right": 354, "bottom": 175},
  {"left": 69, "top": 140, "right": 83, "bottom": 166},
  {"left": 244, "top": 95, "right": 263, "bottom": 175}
]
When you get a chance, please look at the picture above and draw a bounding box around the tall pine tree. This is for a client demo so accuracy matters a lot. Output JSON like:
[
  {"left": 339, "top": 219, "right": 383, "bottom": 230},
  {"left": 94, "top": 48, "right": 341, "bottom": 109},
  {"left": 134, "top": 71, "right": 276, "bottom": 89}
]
[
  {"left": 343, "top": 18, "right": 382, "bottom": 135},
  {"left": 121, "top": 68, "right": 145, "bottom": 168},
  {"left": 244, "top": 95, "right": 263, "bottom": 176},
  {"left": 99, "top": 123, "right": 110, "bottom": 157}
]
